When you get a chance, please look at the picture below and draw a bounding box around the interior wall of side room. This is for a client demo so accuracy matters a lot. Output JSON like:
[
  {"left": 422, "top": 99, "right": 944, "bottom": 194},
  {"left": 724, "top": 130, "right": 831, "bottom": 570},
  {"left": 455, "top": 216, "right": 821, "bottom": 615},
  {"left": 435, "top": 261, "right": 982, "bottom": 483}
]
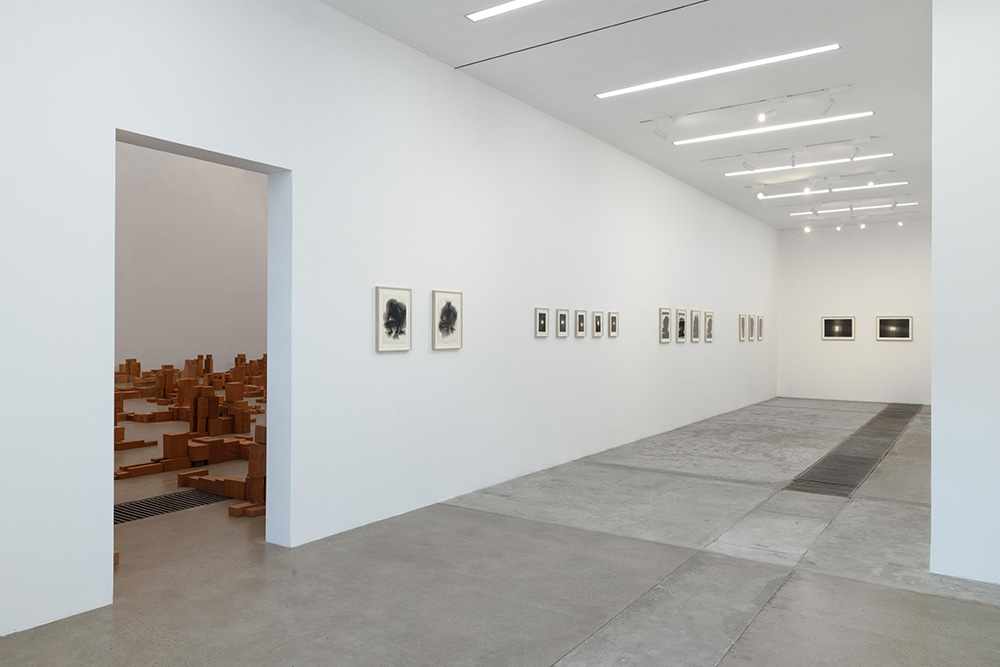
[
  {"left": 931, "top": 0, "right": 1000, "bottom": 585},
  {"left": 115, "top": 142, "right": 268, "bottom": 369},
  {"left": 0, "top": 0, "right": 777, "bottom": 635},
  {"left": 776, "top": 221, "right": 931, "bottom": 404}
]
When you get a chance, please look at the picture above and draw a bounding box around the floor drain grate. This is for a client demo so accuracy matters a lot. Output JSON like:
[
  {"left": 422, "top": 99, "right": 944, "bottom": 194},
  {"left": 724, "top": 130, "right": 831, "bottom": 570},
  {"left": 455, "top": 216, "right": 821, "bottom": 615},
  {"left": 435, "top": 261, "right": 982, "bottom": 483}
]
[
  {"left": 785, "top": 403, "right": 922, "bottom": 497},
  {"left": 114, "top": 489, "right": 229, "bottom": 524}
]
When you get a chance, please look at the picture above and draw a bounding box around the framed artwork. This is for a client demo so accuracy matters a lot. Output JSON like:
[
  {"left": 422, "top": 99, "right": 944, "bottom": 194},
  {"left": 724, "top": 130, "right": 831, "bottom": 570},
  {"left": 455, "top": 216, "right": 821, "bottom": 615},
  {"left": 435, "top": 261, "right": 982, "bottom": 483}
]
[
  {"left": 748, "top": 313, "right": 756, "bottom": 341},
  {"left": 704, "top": 311, "right": 715, "bottom": 343},
  {"left": 432, "top": 290, "right": 462, "bottom": 350},
  {"left": 876, "top": 316, "right": 912, "bottom": 341},
  {"left": 575, "top": 310, "right": 587, "bottom": 337},
  {"left": 822, "top": 316, "right": 855, "bottom": 340},
  {"left": 556, "top": 309, "right": 570, "bottom": 338},
  {"left": 535, "top": 308, "right": 549, "bottom": 338},
  {"left": 608, "top": 311, "right": 619, "bottom": 338},
  {"left": 739, "top": 314, "right": 747, "bottom": 342},
  {"left": 592, "top": 311, "right": 604, "bottom": 338},
  {"left": 756, "top": 315, "right": 764, "bottom": 342},
  {"left": 659, "top": 308, "right": 671, "bottom": 344},
  {"left": 676, "top": 309, "right": 687, "bottom": 343},
  {"left": 376, "top": 286, "right": 411, "bottom": 352},
  {"left": 691, "top": 310, "right": 702, "bottom": 343}
]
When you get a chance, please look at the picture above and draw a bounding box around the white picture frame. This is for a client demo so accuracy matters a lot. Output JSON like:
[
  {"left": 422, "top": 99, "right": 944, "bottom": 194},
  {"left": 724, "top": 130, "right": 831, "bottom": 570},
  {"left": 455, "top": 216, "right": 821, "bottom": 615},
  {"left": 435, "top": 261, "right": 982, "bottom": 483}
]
[
  {"left": 592, "top": 311, "right": 604, "bottom": 338},
  {"left": 556, "top": 309, "right": 570, "bottom": 338},
  {"left": 659, "top": 308, "right": 671, "bottom": 344},
  {"left": 376, "top": 286, "right": 412, "bottom": 352},
  {"left": 432, "top": 290, "right": 462, "bottom": 350},
  {"left": 876, "top": 316, "right": 912, "bottom": 341},
  {"left": 608, "top": 311, "right": 619, "bottom": 338},
  {"left": 535, "top": 308, "right": 549, "bottom": 338},
  {"left": 676, "top": 309, "right": 687, "bottom": 343},
  {"left": 756, "top": 315, "right": 764, "bottom": 342},
  {"left": 575, "top": 310, "right": 587, "bottom": 337},
  {"left": 822, "top": 316, "right": 855, "bottom": 340},
  {"left": 748, "top": 313, "right": 756, "bottom": 341},
  {"left": 704, "top": 311, "right": 714, "bottom": 343},
  {"left": 739, "top": 314, "right": 747, "bottom": 342},
  {"left": 691, "top": 310, "right": 702, "bottom": 343}
]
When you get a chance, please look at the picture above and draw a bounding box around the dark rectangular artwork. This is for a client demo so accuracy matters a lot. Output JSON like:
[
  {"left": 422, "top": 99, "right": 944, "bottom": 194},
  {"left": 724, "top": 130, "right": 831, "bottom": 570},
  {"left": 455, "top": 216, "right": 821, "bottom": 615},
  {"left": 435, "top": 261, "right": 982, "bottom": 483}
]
[
  {"left": 822, "top": 317, "right": 855, "bottom": 340},
  {"left": 877, "top": 317, "right": 912, "bottom": 341}
]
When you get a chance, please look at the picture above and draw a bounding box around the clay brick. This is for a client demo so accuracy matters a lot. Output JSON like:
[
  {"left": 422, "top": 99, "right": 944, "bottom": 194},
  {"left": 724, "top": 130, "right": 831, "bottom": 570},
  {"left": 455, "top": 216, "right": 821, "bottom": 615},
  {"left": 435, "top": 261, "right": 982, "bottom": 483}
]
[
  {"left": 243, "top": 504, "right": 266, "bottom": 518},
  {"left": 246, "top": 477, "right": 266, "bottom": 503},
  {"left": 228, "top": 502, "right": 253, "bottom": 517},
  {"left": 225, "top": 382, "right": 245, "bottom": 402},
  {"left": 114, "top": 439, "right": 157, "bottom": 451},
  {"left": 177, "top": 469, "right": 209, "bottom": 487},
  {"left": 188, "top": 443, "right": 210, "bottom": 463},
  {"left": 114, "top": 426, "right": 125, "bottom": 442},
  {"left": 223, "top": 439, "right": 241, "bottom": 459},
  {"left": 153, "top": 410, "right": 174, "bottom": 422},
  {"left": 208, "top": 419, "right": 225, "bottom": 437},
  {"left": 248, "top": 443, "right": 266, "bottom": 478},
  {"left": 113, "top": 551, "right": 119, "bottom": 566},
  {"left": 193, "top": 476, "right": 225, "bottom": 496},
  {"left": 121, "top": 462, "right": 164, "bottom": 477},
  {"left": 223, "top": 477, "right": 246, "bottom": 501},
  {"left": 161, "top": 457, "right": 192, "bottom": 472},
  {"left": 162, "top": 433, "right": 189, "bottom": 458},
  {"left": 254, "top": 424, "right": 267, "bottom": 445}
]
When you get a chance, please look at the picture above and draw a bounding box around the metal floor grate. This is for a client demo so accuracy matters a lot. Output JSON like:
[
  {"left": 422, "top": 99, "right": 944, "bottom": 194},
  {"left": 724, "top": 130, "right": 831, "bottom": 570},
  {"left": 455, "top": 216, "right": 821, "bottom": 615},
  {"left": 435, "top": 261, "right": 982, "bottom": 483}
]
[
  {"left": 785, "top": 403, "right": 922, "bottom": 497},
  {"left": 114, "top": 489, "right": 229, "bottom": 524}
]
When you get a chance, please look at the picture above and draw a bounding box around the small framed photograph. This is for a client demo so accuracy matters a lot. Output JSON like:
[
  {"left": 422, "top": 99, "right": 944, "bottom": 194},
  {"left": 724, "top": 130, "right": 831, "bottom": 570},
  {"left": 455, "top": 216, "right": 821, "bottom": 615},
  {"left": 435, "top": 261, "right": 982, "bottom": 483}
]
[
  {"left": 376, "top": 286, "right": 412, "bottom": 352},
  {"left": 822, "top": 316, "right": 855, "bottom": 340},
  {"left": 575, "top": 310, "right": 587, "bottom": 337},
  {"left": 704, "top": 311, "right": 714, "bottom": 343},
  {"left": 659, "top": 308, "right": 671, "bottom": 344},
  {"left": 691, "top": 310, "right": 702, "bottom": 343},
  {"left": 556, "top": 309, "right": 570, "bottom": 338},
  {"left": 876, "top": 316, "right": 912, "bottom": 341},
  {"left": 535, "top": 308, "right": 549, "bottom": 338},
  {"left": 756, "top": 315, "right": 764, "bottom": 342},
  {"left": 676, "top": 309, "right": 687, "bottom": 343},
  {"left": 608, "top": 311, "right": 619, "bottom": 338},
  {"left": 739, "top": 314, "right": 747, "bottom": 342},
  {"left": 432, "top": 290, "right": 462, "bottom": 350},
  {"left": 748, "top": 313, "right": 756, "bottom": 341},
  {"left": 592, "top": 311, "right": 604, "bottom": 338}
]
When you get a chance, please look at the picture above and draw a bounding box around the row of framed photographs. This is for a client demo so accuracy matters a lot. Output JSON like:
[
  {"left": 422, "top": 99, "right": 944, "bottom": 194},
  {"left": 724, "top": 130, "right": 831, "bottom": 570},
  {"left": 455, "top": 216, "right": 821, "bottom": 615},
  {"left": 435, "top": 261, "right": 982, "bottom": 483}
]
[
  {"left": 376, "top": 286, "right": 463, "bottom": 352},
  {"left": 822, "top": 316, "right": 913, "bottom": 341},
  {"left": 659, "top": 309, "right": 715, "bottom": 343},
  {"left": 536, "top": 308, "right": 619, "bottom": 338},
  {"left": 739, "top": 314, "right": 764, "bottom": 342}
]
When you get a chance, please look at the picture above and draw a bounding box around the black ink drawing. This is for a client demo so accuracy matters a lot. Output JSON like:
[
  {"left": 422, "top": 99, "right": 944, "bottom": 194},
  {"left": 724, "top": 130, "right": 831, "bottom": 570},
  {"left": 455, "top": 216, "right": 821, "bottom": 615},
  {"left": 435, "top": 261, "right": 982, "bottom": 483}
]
[
  {"left": 692, "top": 312, "right": 701, "bottom": 341},
  {"left": 660, "top": 309, "right": 671, "bottom": 343},
  {"left": 384, "top": 298, "right": 407, "bottom": 340},
  {"left": 705, "top": 313, "right": 714, "bottom": 341},
  {"left": 438, "top": 301, "right": 457, "bottom": 337}
]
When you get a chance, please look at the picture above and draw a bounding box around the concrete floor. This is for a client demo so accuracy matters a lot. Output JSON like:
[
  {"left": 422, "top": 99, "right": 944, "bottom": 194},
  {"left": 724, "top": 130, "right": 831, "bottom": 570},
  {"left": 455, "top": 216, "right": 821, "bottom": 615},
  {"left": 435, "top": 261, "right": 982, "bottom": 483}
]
[{"left": 3, "top": 398, "right": 999, "bottom": 666}]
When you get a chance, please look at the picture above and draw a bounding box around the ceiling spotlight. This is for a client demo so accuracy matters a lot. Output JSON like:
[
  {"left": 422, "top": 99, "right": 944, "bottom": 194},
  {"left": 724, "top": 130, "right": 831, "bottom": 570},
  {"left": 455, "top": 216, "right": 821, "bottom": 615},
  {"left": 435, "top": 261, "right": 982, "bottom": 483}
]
[
  {"left": 850, "top": 145, "right": 862, "bottom": 161},
  {"left": 652, "top": 116, "right": 673, "bottom": 140},
  {"left": 790, "top": 153, "right": 798, "bottom": 167},
  {"left": 891, "top": 199, "right": 898, "bottom": 210},
  {"left": 898, "top": 221, "right": 904, "bottom": 227},
  {"left": 836, "top": 226, "right": 842, "bottom": 231},
  {"left": 811, "top": 207, "right": 818, "bottom": 216},
  {"left": 757, "top": 191, "right": 765, "bottom": 200},
  {"left": 819, "top": 96, "right": 836, "bottom": 116},
  {"left": 653, "top": 126, "right": 669, "bottom": 139},
  {"left": 860, "top": 223, "right": 867, "bottom": 229},
  {"left": 742, "top": 155, "right": 756, "bottom": 172},
  {"left": 804, "top": 226, "right": 812, "bottom": 233},
  {"left": 868, "top": 181, "right": 875, "bottom": 187},
  {"left": 758, "top": 107, "right": 778, "bottom": 123}
]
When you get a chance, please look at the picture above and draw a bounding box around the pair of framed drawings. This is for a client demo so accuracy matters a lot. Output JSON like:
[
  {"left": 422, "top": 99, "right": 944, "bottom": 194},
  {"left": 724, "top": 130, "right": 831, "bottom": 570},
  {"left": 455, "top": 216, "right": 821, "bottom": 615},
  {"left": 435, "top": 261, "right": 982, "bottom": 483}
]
[
  {"left": 739, "top": 314, "right": 764, "bottom": 342},
  {"left": 822, "top": 316, "right": 913, "bottom": 341},
  {"left": 536, "top": 308, "right": 619, "bottom": 338},
  {"left": 659, "top": 309, "right": 714, "bottom": 343},
  {"left": 375, "top": 286, "right": 463, "bottom": 352}
]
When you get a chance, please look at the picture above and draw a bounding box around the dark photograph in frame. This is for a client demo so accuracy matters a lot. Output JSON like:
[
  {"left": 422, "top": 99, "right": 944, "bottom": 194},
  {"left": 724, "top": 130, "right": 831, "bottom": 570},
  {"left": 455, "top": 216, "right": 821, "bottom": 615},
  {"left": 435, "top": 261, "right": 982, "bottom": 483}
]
[
  {"left": 575, "top": 309, "right": 587, "bottom": 337},
  {"left": 608, "top": 311, "right": 619, "bottom": 338},
  {"left": 739, "top": 313, "right": 747, "bottom": 342},
  {"left": 756, "top": 315, "right": 764, "bottom": 342},
  {"left": 593, "top": 311, "right": 604, "bottom": 338},
  {"left": 822, "top": 316, "right": 855, "bottom": 340},
  {"left": 556, "top": 309, "right": 569, "bottom": 338},
  {"left": 876, "top": 316, "right": 912, "bottom": 341},
  {"left": 535, "top": 307, "right": 549, "bottom": 338},
  {"left": 748, "top": 313, "right": 756, "bottom": 341}
]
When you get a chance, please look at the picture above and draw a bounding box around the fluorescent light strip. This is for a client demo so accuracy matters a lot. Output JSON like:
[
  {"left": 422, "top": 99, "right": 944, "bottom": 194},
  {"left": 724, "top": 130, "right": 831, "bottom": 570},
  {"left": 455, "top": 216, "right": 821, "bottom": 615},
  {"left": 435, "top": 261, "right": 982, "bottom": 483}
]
[
  {"left": 757, "top": 181, "right": 908, "bottom": 200},
  {"left": 790, "top": 202, "right": 918, "bottom": 216},
  {"left": 597, "top": 44, "right": 840, "bottom": 99},
  {"left": 466, "top": 0, "right": 546, "bottom": 22},
  {"left": 724, "top": 153, "right": 893, "bottom": 177},
  {"left": 674, "top": 112, "right": 874, "bottom": 146}
]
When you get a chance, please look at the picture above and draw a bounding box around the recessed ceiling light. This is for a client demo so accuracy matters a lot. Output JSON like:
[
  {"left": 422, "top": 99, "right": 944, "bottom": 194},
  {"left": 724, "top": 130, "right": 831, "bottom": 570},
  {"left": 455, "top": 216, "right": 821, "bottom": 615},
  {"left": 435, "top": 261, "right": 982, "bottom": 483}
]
[
  {"left": 674, "top": 112, "right": 874, "bottom": 146},
  {"left": 596, "top": 44, "right": 840, "bottom": 99},
  {"left": 789, "top": 202, "right": 918, "bottom": 216},
  {"left": 724, "top": 153, "right": 893, "bottom": 177},
  {"left": 466, "top": 0, "right": 547, "bottom": 22}
]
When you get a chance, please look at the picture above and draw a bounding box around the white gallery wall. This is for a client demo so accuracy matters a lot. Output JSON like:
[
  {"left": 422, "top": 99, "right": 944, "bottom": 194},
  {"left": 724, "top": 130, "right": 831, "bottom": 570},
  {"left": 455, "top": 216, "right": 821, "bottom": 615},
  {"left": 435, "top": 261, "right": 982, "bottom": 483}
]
[
  {"left": 776, "top": 222, "right": 931, "bottom": 404},
  {"left": 0, "top": 0, "right": 777, "bottom": 635},
  {"left": 931, "top": 0, "right": 1000, "bottom": 585},
  {"left": 116, "top": 142, "right": 268, "bottom": 369}
]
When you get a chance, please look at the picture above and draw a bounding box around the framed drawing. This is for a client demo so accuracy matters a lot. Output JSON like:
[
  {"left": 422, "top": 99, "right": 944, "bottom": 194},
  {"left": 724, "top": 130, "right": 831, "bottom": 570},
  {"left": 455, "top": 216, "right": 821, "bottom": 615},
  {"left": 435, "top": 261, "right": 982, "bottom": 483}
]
[
  {"left": 608, "top": 311, "right": 619, "bottom": 338},
  {"left": 376, "top": 286, "right": 411, "bottom": 352},
  {"left": 704, "top": 311, "right": 715, "bottom": 343},
  {"left": 691, "top": 310, "right": 702, "bottom": 342},
  {"left": 876, "top": 316, "right": 912, "bottom": 341},
  {"left": 748, "top": 313, "right": 756, "bottom": 341},
  {"left": 739, "top": 314, "right": 747, "bottom": 342},
  {"left": 676, "top": 309, "right": 687, "bottom": 343},
  {"left": 535, "top": 308, "right": 549, "bottom": 338},
  {"left": 556, "top": 309, "right": 570, "bottom": 338},
  {"left": 659, "top": 308, "right": 671, "bottom": 344},
  {"left": 432, "top": 290, "right": 462, "bottom": 350},
  {"left": 822, "top": 316, "right": 855, "bottom": 340},
  {"left": 592, "top": 311, "right": 604, "bottom": 338},
  {"left": 756, "top": 315, "right": 764, "bottom": 342},
  {"left": 575, "top": 310, "right": 587, "bottom": 337}
]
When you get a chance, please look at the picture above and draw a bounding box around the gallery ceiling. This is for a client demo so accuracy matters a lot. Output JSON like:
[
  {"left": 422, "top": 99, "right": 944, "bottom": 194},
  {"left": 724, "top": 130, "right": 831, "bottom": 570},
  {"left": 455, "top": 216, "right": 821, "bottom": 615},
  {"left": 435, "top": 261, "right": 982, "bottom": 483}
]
[{"left": 319, "top": 0, "right": 931, "bottom": 231}]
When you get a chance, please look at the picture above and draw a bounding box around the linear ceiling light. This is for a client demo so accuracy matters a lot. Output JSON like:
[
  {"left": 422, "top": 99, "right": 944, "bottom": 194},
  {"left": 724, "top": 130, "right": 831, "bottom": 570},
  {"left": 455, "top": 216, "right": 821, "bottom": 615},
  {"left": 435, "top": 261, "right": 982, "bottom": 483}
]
[
  {"left": 674, "top": 112, "right": 873, "bottom": 146},
  {"left": 596, "top": 43, "right": 840, "bottom": 99},
  {"left": 724, "top": 153, "right": 893, "bottom": 177},
  {"left": 757, "top": 180, "right": 908, "bottom": 200},
  {"left": 790, "top": 202, "right": 918, "bottom": 216},
  {"left": 466, "top": 0, "right": 547, "bottom": 22},
  {"left": 831, "top": 181, "right": 907, "bottom": 193}
]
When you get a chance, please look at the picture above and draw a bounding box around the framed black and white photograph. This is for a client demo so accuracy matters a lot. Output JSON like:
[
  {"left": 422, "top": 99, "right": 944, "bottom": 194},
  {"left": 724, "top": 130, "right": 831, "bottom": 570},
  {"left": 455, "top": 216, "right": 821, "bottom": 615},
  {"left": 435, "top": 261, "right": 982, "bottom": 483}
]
[
  {"left": 876, "top": 316, "right": 913, "bottom": 341},
  {"left": 676, "top": 309, "right": 687, "bottom": 343},
  {"left": 822, "top": 316, "right": 855, "bottom": 340},
  {"left": 756, "top": 315, "right": 764, "bottom": 342},
  {"left": 704, "top": 311, "right": 715, "bottom": 343},
  {"left": 432, "top": 290, "right": 462, "bottom": 350},
  {"left": 376, "top": 286, "right": 412, "bottom": 352},
  {"left": 556, "top": 309, "right": 569, "bottom": 338},
  {"left": 739, "top": 314, "right": 747, "bottom": 342},
  {"left": 659, "top": 308, "right": 671, "bottom": 344},
  {"left": 575, "top": 309, "right": 587, "bottom": 337},
  {"left": 535, "top": 308, "right": 549, "bottom": 338},
  {"left": 748, "top": 313, "right": 756, "bottom": 341},
  {"left": 593, "top": 311, "right": 604, "bottom": 338},
  {"left": 608, "top": 311, "right": 619, "bottom": 338},
  {"left": 691, "top": 310, "right": 702, "bottom": 343}
]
